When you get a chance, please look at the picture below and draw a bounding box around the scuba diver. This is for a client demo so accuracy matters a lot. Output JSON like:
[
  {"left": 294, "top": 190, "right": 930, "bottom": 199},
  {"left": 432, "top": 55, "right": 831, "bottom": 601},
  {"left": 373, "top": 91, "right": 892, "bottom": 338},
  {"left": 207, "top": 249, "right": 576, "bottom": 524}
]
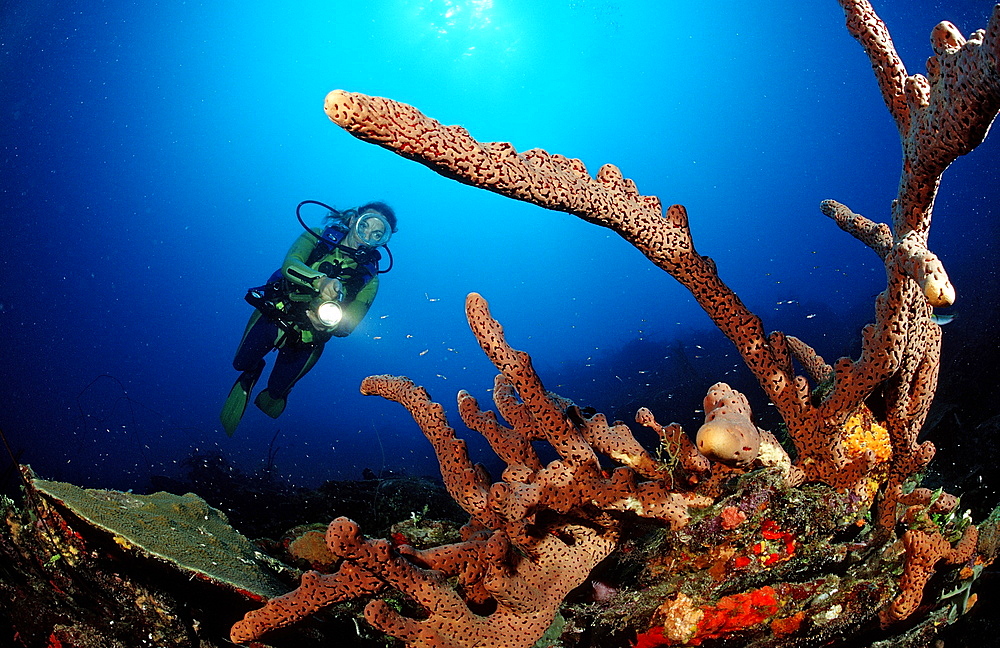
[{"left": 220, "top": 200, "right": 397, "bottom": 436}]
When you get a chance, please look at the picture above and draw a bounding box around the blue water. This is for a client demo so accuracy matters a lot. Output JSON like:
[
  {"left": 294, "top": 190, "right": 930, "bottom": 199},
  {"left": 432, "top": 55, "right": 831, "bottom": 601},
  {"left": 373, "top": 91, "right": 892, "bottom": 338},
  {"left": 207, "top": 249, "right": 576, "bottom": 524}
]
[{"left": 2, "top": 0, "right": 998, "bottom": 493}]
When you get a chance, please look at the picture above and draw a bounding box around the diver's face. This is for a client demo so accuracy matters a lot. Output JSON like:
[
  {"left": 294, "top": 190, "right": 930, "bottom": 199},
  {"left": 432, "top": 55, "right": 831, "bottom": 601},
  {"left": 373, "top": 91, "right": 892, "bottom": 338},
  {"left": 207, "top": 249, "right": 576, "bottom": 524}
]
[{"left": 354, "top": 210, "right": 390, "bottom": 246}]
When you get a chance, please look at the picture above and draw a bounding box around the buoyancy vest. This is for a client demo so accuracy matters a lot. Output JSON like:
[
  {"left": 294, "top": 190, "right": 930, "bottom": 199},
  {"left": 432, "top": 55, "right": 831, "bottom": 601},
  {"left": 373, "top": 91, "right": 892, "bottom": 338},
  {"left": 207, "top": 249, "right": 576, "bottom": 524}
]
[
  {"left": 244, "top": 227, "right": 381, "bottom": 345},
  {"left": 305, "top": 226, "right": 382, "bottom": 296}
]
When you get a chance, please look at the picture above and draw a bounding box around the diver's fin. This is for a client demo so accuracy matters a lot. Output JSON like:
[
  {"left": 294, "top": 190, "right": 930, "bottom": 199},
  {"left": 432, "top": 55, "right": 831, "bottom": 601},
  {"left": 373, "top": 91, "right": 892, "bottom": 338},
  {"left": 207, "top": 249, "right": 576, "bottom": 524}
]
[
  {"left": 254, "top": 389, "right": 287, "bottom": 419},
  {"left": 220, "top": 364, "right": 263, "bottom": 436}
]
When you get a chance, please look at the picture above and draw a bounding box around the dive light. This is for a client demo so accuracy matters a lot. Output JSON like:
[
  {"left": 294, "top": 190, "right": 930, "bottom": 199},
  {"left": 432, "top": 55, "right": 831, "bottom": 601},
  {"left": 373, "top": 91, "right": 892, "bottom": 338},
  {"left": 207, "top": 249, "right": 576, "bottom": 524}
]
[{"left": 312, "top": 300, "right": 343, "bottom": 328}]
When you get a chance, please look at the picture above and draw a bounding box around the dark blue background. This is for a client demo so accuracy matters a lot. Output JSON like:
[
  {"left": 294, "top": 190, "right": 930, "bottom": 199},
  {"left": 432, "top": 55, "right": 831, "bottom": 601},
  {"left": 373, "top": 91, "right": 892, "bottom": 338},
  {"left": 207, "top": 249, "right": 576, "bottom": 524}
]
[{"left": 2, "top": 1, "right": 998, "bottom": 493}]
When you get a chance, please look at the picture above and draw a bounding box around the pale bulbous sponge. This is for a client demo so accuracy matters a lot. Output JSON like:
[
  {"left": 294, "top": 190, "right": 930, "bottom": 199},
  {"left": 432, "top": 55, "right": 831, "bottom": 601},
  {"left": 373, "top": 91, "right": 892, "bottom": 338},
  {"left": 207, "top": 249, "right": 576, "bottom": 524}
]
[{"left": 695, "top": 383, "right": 761, "bottom": 467}]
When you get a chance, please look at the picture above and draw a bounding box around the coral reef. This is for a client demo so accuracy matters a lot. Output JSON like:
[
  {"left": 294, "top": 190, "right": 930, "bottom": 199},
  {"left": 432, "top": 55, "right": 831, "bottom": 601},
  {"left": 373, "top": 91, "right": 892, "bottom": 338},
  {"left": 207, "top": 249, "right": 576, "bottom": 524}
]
[
  {"left": 230, "top": 295, "right": 989, "bottom": 648},
  {"left": 0, "top": 469, "right": 291, "bottom": 647},
  {"left": 31, "top": 476, "right": 288, "bottom": 600},
  {"left": 0, "top": 461, "right": 469, "bottom": 646},
  {"left": 232, "top": 2, "right": 1000, "bottom": 647},
  {"left": 231, "top": 292, "right": 710, "bottom": 645}
]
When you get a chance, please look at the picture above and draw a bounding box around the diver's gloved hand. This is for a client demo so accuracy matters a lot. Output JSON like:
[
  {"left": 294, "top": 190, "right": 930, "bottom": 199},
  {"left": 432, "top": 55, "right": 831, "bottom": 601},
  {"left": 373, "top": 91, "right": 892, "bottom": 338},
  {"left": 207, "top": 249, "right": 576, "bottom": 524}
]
[
  {"left": 305, "top": 277, "right": 347, "bottom": 333},
  {"left": 312, "top": 276, "right": 345, "bottom": 302}
]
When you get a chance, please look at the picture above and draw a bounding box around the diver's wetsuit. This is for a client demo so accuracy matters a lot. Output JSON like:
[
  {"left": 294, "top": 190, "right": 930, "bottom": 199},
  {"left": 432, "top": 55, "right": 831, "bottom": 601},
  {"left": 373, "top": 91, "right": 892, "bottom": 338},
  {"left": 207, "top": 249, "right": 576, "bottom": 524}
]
[{"left": 224, "top": 227, "right": 379, "bottom": 429}]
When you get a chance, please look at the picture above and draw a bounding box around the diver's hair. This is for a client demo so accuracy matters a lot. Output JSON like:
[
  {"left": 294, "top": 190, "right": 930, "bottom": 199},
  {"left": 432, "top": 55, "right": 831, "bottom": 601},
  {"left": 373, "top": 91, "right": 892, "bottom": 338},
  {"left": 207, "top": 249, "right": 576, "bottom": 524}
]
[
  {"left": 324, "top": 209, "right": 351, "bottom": 230},
  {"left": 325, "top": 201, "right": 398, "bottom": 233}
]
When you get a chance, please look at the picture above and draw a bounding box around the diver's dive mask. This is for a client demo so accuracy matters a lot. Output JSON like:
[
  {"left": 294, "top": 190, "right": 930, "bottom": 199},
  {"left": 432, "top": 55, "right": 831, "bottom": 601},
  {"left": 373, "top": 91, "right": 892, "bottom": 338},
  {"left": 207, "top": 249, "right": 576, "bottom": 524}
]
[{"left": 350, "top": 210, "right": 392, "bottom": 248}]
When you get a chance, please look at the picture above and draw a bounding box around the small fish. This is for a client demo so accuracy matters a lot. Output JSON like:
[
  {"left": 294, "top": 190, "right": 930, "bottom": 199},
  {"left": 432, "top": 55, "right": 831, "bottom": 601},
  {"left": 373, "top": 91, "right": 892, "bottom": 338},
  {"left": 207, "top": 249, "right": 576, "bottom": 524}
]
[{"left": 931, "top": 312, "right": 956, "bottom": 325}]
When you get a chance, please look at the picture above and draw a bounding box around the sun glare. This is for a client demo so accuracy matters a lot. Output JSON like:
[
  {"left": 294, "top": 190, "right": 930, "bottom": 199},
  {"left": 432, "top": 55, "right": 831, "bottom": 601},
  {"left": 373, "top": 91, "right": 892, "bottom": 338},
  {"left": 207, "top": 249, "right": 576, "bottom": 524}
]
[{"left": 420, "top": 0, "right": 494, "bottom": 35}]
